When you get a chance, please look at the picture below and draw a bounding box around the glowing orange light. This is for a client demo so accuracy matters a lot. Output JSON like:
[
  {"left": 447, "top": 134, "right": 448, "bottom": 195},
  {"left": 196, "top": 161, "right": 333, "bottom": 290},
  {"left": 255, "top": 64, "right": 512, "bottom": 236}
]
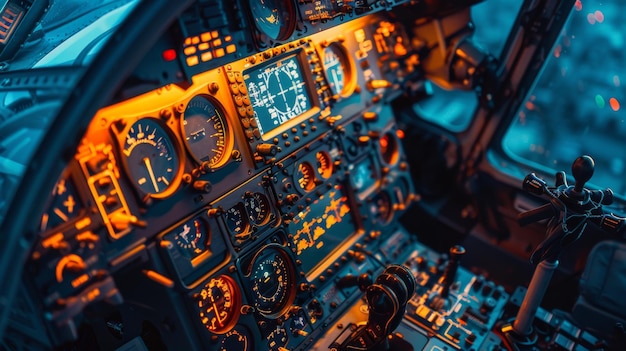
[
  {"left": 396, "top": 129, "right": 405, "bottom": 139},
  {"left": 575, "top": 0, "right": 582, "bottom": 11},
  {"left": 609, "top": 98, "right": 620, "bottom": 111},
  {"left": 380, "top": 136, "right": 389, "bottom": 149}
]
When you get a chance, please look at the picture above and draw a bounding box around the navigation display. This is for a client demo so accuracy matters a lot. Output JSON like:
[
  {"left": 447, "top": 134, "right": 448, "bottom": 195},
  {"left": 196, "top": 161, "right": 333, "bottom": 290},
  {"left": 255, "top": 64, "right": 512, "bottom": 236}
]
[
  {"left": 287, "top": 186, "right": 357, "bottom": 276},
  {"left": 245, "top": 55, "right": 313, "bottom": 137}
]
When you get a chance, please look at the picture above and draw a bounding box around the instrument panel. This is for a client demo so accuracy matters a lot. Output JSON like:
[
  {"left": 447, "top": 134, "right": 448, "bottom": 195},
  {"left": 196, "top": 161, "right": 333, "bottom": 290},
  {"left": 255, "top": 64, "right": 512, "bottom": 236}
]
[{"left": 23, "top": 1, "right": 517, "bottom": 351}]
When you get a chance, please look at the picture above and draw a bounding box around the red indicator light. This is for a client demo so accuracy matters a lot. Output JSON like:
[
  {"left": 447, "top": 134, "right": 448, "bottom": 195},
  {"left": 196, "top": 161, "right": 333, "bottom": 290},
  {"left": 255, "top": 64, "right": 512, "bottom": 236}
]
[
  {"left": 610, "top": 98, "right": 620, "bottom": 112},
  {"left": 162, "top": 49, "right": 177, "bottom": 62}
]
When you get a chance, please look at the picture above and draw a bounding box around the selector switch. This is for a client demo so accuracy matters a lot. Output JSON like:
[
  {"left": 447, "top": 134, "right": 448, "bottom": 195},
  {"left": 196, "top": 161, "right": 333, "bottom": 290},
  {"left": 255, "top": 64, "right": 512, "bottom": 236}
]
[{"left": 257, "top": 143, "right": 278, "bottom": 156}]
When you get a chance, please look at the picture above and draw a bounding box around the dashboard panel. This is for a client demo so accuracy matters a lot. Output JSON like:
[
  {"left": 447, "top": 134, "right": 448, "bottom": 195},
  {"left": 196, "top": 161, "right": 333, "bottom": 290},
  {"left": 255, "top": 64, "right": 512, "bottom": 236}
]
[{"left": 3, "top": 1, "right": 617, "bottom": 351}]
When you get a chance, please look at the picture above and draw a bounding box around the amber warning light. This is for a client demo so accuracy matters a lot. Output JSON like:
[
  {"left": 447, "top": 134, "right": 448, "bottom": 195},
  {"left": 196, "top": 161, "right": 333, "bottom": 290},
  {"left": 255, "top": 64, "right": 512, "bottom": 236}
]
[{"left": 0, "top": 3, "right": 25, "bottom": 44}]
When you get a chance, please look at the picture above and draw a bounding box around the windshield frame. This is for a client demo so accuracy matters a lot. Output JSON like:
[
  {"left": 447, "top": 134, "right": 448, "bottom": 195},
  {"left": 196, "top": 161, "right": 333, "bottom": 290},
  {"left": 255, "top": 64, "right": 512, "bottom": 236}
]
[{"left": 0, "top": 0, "right": 196, "bottom": 339}]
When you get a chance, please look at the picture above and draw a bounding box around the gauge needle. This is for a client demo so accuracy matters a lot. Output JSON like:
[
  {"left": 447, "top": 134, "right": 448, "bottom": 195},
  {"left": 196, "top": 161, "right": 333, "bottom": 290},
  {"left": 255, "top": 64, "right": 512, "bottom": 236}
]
[
  {"left": 212, "top": 301, "right": 224, "bottom": 326},
  {"left": 143, "top": 157, "right": 160, "bottom": 192}
]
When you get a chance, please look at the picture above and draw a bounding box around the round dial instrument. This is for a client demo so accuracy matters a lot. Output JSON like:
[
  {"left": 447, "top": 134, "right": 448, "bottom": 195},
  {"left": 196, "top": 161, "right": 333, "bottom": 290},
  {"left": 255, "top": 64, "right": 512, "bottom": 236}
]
[
  {"left": 244, "top": 192, "right": 271, "bottom": 225},
  {"left": 224, "top": 203, "right": 250, "bottom": 241},
  {"left": 249, "top": 246, "right": 295, "bottom": 318},
  {"left": 248, "top": 0, "right": 296, "bottom": 41},
  {"left": 173, "top": 217, "right": 208, "bottom": 258},
  {"left": 295, "top": 162, "right": 317, "bottom": 192},
  {"left": 219, "top": 328, "right": 251, "bottom": 351},
  {"left": 182, "top": 95, "right": 232, "bottom": 168},
  {"left": 41, "top": 173, "right": 83, "bottom": 231},
  {"left": 322, "top": 43, "right": 354, "bottom": 97},
  {"left": 198, "top": 275, "right": 241, "bottom": 334},
  {"left": 369, "top": 191, "right": 393, "bottom": 225},
  {"left": 122, "top": 118, "right": 181, "bottom": 198}
]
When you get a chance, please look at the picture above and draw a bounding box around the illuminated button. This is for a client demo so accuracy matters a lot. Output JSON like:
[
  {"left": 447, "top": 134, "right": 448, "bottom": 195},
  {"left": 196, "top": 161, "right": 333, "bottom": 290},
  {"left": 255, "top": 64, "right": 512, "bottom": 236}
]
[
  {"left": 225, "top": 35, "right": 232, "bottom": 42},
  {"left": 211, "top": 30, "right": 219, "bottom": 38},
  {"left": 363, "top": 111, "right": 378, "bottom": 122},
  {"left": 239, "top": 83, "right": 247, "bottom": 95},
  {"left": 226, "top": 44, "right": 237, "bottom": 54},
  {"left": 201, "top": 52, "right": 213, "bottom": 62},
  {"left": 227, "top": 72, "right": 235, "bottom": 84},
  {"left": 234, "top": 95, "right": 243, "bottom": 106},
  {"left": 230, "top": 83, "right": 239, "bottom": 94},
  {"left": 198, "top": 42, "right": 209, "bottom": 51},
  {"left": 215, "top": 48, "right": 225, "bottom": 58},
  {"left": 241, "top": 118, "right": 250, "bottom": 128},
  {"left": 191, "top": 36, "right": 200, "bottom": 45},
  {"left": 186, "top": 56, "right": 199, "bottom": 66},
  {"left": 201, "top": 32, "right": 212, "bottom": 42},
  {"left": 237, "top": 106, "right": 247, "bottom": 117},
  {"left": 183, "top": 46, "right": 197, "bottom": 55},
  {"left": 213, "top": 38, "right": 222, "bottom": 46}
]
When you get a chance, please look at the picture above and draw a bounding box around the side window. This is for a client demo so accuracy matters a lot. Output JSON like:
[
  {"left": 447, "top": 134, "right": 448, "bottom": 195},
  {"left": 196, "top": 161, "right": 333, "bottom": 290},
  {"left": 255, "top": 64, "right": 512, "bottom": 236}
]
[
  {"left": 416, "top": 2, "right": 522, "bottom": 132},
  {"left": 502, "top": 2, "right": 625, "bottom": 194}
]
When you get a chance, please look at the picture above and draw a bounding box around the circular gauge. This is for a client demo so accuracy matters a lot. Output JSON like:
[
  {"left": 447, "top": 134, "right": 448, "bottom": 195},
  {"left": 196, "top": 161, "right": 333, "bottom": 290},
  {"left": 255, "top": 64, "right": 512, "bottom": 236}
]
[
  {"left": 173, "top": 217, "right": 209, "bottom": 258},
  {"left": 369, "top": 191, "right": 393, "bottom": 225},
  {"left": 182, "top": 95, "right": 232, "bottom": 168},
  {"left": 224, "top": 203, "right": 250, "bottom": 241},
  {"left": 379, "top": 132, "right": 400, "bottom": 165},
  {"left": 41, "top": 173, "right": 83, "bottom": 231},
  {"left": 249, "top": 246, "right": 296, "bottom": 318},
  {"left": 219, "top": 328, "right": 251, "bottom": 351},
  {"left": 352, "top": 157, "right": 377, "bottom": 193},
  {"left": 295, "top": 162, "right": 317, "bottom": 192},
  {"left": 244, "top": 192, "right": 271, "bottom": 225},
  {"left": 248, "top": 0, "right": 296, "bottom": 41},
  {"left": 267, "top": 326, "right": 288, "bottom": 351},
  {"left": 122, "top": 118, "right": 182, "bottom": 198},
  {"left": 198, "top": 275, "right": 241, "bottom": 334},
  {"left": 316, "top": 151, "right": 333, "bottom": 179},
  {"left": 322, "top": 43, "right": 355, "bottom": 97}
]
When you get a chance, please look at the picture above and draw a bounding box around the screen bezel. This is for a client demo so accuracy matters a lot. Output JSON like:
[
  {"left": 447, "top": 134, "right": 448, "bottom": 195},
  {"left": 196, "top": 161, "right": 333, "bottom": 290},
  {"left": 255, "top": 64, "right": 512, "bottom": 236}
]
[{"left": 243, "top": 50, "right": 320, "bottom": 141}]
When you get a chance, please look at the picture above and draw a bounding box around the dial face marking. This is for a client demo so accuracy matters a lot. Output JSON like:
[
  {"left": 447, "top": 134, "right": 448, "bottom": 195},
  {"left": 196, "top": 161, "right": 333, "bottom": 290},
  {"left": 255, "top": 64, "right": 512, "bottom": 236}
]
[
  {"left": 123, "top": 118, "right": 180, "bottom": 197},
  {"left": 182, "top": 96, "right": 231, "bottom": 168},
  {"left": 198, "top": 275, "right": 241, "bottom": 334},
  {"left": 41, "top": 174, "right": 84, "bottom": 231},
  {"left": 249, "top": 248, "right": 294, "bottom": 317}
]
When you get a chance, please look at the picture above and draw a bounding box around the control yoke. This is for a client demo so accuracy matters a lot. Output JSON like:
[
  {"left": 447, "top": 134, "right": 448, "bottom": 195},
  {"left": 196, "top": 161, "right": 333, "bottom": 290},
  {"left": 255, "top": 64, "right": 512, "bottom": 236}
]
[
  {"left": 518, "top": 155, "right": 625, "bottom": 263},
  {"left": 506, "top": 155, "right": 626, "bottom": 342}
]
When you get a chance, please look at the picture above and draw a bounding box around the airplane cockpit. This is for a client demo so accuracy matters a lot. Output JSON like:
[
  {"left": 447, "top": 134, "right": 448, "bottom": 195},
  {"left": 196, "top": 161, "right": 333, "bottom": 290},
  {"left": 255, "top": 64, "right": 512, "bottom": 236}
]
[{"left": 1, "top": 0, "right": 626, "bottom": 350}]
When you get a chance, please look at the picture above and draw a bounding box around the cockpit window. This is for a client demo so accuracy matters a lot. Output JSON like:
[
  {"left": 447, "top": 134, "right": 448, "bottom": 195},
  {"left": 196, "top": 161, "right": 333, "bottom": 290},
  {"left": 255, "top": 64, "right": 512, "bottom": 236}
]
[
  {"left": 0, "top": 0, "right": 138, "bottom": 226},
  {"left": 415, "top": 1, "right": 522, "bottom": 132},
  {"left": 501, "top": 2, "right": 626, "bottom": 196}
]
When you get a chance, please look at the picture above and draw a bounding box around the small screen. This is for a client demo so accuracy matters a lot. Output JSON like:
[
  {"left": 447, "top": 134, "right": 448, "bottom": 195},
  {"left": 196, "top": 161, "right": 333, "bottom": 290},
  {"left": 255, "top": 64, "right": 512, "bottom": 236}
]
[
  {"left": 245, "top": 55, "right": 312, "bottom": 136},
  {"left": 287, "top": 186, "right": 356, "bottom": 275}
]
